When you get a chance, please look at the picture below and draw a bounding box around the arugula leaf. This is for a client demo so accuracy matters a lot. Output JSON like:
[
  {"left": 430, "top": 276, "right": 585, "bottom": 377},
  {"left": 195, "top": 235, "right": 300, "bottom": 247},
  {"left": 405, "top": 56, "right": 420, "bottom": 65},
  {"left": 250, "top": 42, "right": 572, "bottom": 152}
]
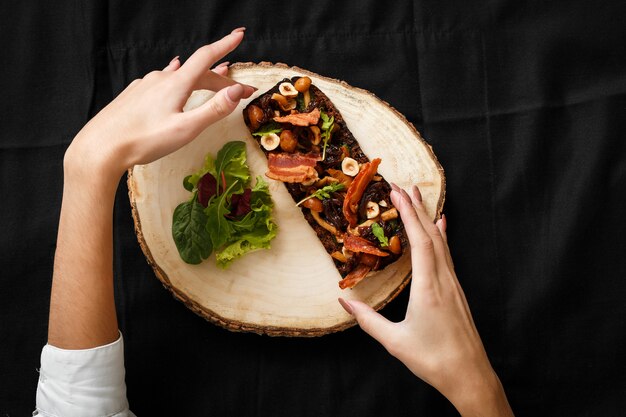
[
  {"left": 214, "top": 141, "right": 250, "bottom": 194},
  {"left": 371, "top": 223, "right": 389, "bottom": 247},
  {"left": 296, "top": 182, "right": 345, "bottom": 206},
  {"left": 172, "top": 200, "right": 213, "bottom": 264},
  {"left": 252, "top": 122, "right": 282, "bottom": 137},
  {"left": 320, "top": 111, "right": 335, "bottom": 160},
  {"left": 205, "top": 181, "right": 238, "bottom": 249}
]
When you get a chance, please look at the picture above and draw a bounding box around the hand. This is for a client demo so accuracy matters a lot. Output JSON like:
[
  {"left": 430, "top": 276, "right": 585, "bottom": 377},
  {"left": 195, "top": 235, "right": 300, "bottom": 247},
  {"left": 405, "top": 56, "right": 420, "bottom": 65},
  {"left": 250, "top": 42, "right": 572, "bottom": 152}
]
[
  {"left": 64, "top": 27, "right": 255, "bottom": 182},
  {"left": 339, "top": 185, "right": 513, "bottom": 417},
  {"left": 47, "top": 29, "right": 255, "bottom": 350}
]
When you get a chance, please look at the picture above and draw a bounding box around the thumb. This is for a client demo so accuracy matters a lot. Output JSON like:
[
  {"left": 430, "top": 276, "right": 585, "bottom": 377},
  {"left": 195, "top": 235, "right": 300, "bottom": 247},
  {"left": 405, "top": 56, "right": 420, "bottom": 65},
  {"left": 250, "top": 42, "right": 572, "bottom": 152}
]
[
  {"left": 340, "top": 298, "right": 397, "bottom": 348},
  {"left": 186, "top": 83, "right": 247, "bottom": 127}
]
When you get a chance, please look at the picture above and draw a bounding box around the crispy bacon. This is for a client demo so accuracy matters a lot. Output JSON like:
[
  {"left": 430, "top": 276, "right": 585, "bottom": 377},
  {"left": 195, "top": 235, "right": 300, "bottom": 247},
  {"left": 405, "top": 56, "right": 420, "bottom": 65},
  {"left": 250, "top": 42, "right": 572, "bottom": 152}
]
[
  {"left": 343, "top": 233, "right": 389, "bottom": 257},
  {"left": 266, "top": 152, "right": 320, "bottom": 183},
  {"left": 339, "top": 263, "right": 372, "bottom": 289},
  {"left": 342, "top": 158, "right": 382, "bottom": 227},
  {"left": 273, "top": 108, "right": 321, "bottom": 126}
]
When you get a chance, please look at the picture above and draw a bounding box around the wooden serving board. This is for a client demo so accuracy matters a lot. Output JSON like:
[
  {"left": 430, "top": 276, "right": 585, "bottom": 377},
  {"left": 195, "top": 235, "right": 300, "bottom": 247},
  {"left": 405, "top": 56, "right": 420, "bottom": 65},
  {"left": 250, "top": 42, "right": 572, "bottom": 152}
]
[{"left": 127, "top": 63, "right": 445, "bottom": 336}]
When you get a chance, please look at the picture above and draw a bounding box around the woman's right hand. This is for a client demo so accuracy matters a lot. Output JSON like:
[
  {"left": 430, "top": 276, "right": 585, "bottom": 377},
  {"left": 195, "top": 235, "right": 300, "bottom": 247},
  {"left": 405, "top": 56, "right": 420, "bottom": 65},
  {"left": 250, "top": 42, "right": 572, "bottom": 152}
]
[{"left": 339, "top": 185, "right": 513, "bottom": 417}]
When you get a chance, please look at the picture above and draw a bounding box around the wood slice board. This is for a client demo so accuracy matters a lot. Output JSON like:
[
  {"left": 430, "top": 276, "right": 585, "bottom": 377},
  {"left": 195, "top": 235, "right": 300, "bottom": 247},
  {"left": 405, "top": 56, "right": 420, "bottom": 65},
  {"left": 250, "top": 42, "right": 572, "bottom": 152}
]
[{"left": 128, "top": 63, "right": 445, "bottom": 336}]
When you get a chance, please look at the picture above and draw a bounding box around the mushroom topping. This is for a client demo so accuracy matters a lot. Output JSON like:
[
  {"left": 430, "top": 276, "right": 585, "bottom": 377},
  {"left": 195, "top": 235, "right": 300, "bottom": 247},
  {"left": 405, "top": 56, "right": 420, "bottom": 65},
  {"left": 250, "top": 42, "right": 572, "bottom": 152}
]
[
  {"left": 310, "top": 210, "right": 339, "bottom": 235},
  {"left": 309, "top": 126, "right": 321, "bottom": 145},
  {"left": 381, "top": 207, "right": 398, "bottom": 221},
  {"left": 279, "top": 130, "right": 297, "bottom": 153},
  {"left": 341, "top": 157, "right": 360, "bottom": 177},
  {"left": 260, "top": 133, "right": 280, "bottom": 151},
  {"left": 389, "top": 235, "right": 402, "bottom": 255},
  {"left": 294, "top": 76, "right": 312, "bottom": 93},
  {"left": 279, "top": 82, "right": 299, "bottom": 98},
  {"left": 246, "top": 105, "right": 264, "bottom": 131},
  {"left": 271, "top": 93, "right": 297, "bottom": 111},
  {"left": 365, "top": 201, "right": 380, "bottom": 219},
  {"left": 378, "top": 200, "right": 388, "bottom": 207}
]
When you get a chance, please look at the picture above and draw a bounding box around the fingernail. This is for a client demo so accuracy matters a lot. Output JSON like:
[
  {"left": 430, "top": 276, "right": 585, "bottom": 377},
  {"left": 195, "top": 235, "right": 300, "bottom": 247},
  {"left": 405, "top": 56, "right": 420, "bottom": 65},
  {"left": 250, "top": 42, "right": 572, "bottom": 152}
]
[
  {"left": 232, "top": 27, "right": 246, "bottom": 34},
  {"left": 412, "top": 185, "right": 423, "bottom": 202},
  {"left": 169, "top": 56, "right": 180, "bottom": 65},
  {"left": 441, "top": 213, "right": 447, "bottom": 231},
  {"left": 226, "top": 83, "right": 245, "bottom": 102},
  {"left": 217, "top": 61, "right": 230, "bottom": 67},
  {"left": 390, "top": 182, "right": 400, "bottom": 192},
  {"left": 401, "top": 188, "right": 412, "bottom": 204},
  {"left": 338, "top": 298, "right": 354, "bottom": 315}
]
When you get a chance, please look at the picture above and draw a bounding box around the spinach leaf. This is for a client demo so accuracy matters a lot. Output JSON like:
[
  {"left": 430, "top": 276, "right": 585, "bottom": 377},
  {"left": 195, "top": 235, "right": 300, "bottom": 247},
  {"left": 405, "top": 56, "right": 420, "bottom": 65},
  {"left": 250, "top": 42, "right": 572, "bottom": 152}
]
[{"left": 172, "top": 200, "right": 213, "bottom": 264}]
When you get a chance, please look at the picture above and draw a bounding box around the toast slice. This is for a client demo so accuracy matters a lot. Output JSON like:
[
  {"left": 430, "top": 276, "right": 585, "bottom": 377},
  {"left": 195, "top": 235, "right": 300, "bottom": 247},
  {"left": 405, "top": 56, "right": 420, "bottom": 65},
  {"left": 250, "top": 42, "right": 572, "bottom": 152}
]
[{"left": 243, "top": 77, "right": 407, "bottom": 289}]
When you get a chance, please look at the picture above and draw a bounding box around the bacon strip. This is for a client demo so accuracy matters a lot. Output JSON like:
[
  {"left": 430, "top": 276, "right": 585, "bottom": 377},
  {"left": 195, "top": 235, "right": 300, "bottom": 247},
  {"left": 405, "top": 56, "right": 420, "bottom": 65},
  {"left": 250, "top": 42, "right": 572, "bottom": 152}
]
[
  {"left": 339, "top": 263, "right": 372, "bottom": 289},
  {"left": 273, "top": 108, "right": 321, "bottom": 126},
  {"left": 343, "top": 233, "right": 389, "bottom": 257},
  {"left": 342, "top": 158, "right": 382, "bottom": 227},
  {"left": 266, "top": 152, "right": 320, "bottom": 183}
]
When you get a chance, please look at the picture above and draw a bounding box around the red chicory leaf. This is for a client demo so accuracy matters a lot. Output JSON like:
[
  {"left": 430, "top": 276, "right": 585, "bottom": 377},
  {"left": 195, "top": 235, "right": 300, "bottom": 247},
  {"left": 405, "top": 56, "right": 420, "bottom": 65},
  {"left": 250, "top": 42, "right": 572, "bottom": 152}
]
[
  {"left": 198, "top": 173, "right": 218, "bottom": 207},
  {"left": 229, "top": 188, "right": 252, "bottom": 218}
]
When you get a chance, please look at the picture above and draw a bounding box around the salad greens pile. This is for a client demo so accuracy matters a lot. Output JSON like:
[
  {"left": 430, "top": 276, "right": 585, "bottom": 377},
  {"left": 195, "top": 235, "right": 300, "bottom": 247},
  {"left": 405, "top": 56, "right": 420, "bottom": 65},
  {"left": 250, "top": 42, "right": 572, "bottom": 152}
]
[{"left": 172, "top": 141, "right": 277, "bottom": 268}]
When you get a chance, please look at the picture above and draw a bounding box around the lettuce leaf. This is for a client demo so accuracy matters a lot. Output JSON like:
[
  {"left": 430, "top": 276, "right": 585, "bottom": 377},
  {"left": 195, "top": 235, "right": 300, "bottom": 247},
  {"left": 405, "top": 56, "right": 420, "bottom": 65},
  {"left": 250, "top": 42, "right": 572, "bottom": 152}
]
[{"left": 216, "top": 176, "right": 277, "bottom": 267}]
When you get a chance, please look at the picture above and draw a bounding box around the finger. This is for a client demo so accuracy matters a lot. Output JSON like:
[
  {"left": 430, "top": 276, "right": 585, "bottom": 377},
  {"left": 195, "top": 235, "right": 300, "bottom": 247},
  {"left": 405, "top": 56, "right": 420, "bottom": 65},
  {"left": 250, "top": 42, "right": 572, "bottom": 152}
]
[
  {"left": 212, "top": 61, "right": 230, "bottom": 77},
  {"left": 179, "top": 28, "right": 245, "bottom": 80},
  {"left": 390, "top": 186, "right": 436, "bottom": 279},
  {"left": 163, "top": 56, "right": 180, "bottom": 72},
  {"left": 182, "top": 83, "right": 251, "bottom": 133},
  {"left": 192, "top": 69, "right": 256, "bottom": 96},
  {"left": 436, "top": 214, "right": 455, "bottom": 270},
  {"left": 339, "top": 298, "right": 398, "bottom": 351},
  {"left": 410, "top": 185, "right": 442, "bottom": 241}
]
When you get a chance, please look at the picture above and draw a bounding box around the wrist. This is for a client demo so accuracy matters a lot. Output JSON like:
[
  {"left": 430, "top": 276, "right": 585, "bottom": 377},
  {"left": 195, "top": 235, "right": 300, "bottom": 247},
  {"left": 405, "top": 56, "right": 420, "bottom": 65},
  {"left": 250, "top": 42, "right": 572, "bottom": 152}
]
[
  {"left": 447, "top": 369, "right": 513, "bottom": 417},
  {"left": 63, "top": 136, "right": 124, "bottom": 193}
]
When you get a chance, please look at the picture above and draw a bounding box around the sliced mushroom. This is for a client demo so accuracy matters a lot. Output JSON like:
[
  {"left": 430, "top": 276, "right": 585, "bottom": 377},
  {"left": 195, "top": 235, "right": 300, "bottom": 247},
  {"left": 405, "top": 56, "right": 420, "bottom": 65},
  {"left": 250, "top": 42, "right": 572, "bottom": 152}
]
[
  {"left": 271, "top": 93, "right": 297, "bottom": 111},
  {"left": 341, "top": 157, "right": 360, "bottom": 177},
  {"left": 378, "top": 200, "right": 388, "bottom": 207},
  {"left": 310, "top": 210, "right": 339, "bottom": 235},
  {"left": 331, "top": 251, "right": 348, "bottom": 263},
  {"left": 260, "top": 133, "right": 280, "bottom": 151}
]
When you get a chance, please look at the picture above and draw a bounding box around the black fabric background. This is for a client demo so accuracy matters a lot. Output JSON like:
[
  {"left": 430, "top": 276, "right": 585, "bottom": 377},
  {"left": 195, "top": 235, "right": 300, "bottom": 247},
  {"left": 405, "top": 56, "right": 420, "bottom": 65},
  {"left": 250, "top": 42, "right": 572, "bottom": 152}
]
[{"left": 2, "top": 1, "right": 626, "bottom": 416}]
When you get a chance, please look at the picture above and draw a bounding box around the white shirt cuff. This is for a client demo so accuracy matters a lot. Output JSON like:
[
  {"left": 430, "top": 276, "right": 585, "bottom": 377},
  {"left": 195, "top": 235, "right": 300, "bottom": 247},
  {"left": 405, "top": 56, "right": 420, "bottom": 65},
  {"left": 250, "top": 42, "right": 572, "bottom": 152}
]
[{"left": 35, "top": 332, "right": 132, "bottom": 417}]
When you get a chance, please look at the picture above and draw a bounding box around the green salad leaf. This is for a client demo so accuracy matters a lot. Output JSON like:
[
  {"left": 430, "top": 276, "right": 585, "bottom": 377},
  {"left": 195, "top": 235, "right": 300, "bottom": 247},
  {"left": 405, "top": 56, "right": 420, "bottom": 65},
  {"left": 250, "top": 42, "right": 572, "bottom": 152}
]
[
  {"left": 296, "top": 183, "right": 345, "bottom": 206},
  {"left": 172, "top": 199, "right": 213, "bottom": 264},
  {"left": 252, "top": 122, "right": 282, "bottom": 137},
  {"left": 320, "top": 110, "right": 335, "bottom": 160},
  {"left": 371, "top": 223, "right": 389, "bottom": 247},
  {"left": 214, "top": 141, "right": 249, "bottom": 194},
  {"left": 172, "top": 144, "right": 277, "bottom": 267}
]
